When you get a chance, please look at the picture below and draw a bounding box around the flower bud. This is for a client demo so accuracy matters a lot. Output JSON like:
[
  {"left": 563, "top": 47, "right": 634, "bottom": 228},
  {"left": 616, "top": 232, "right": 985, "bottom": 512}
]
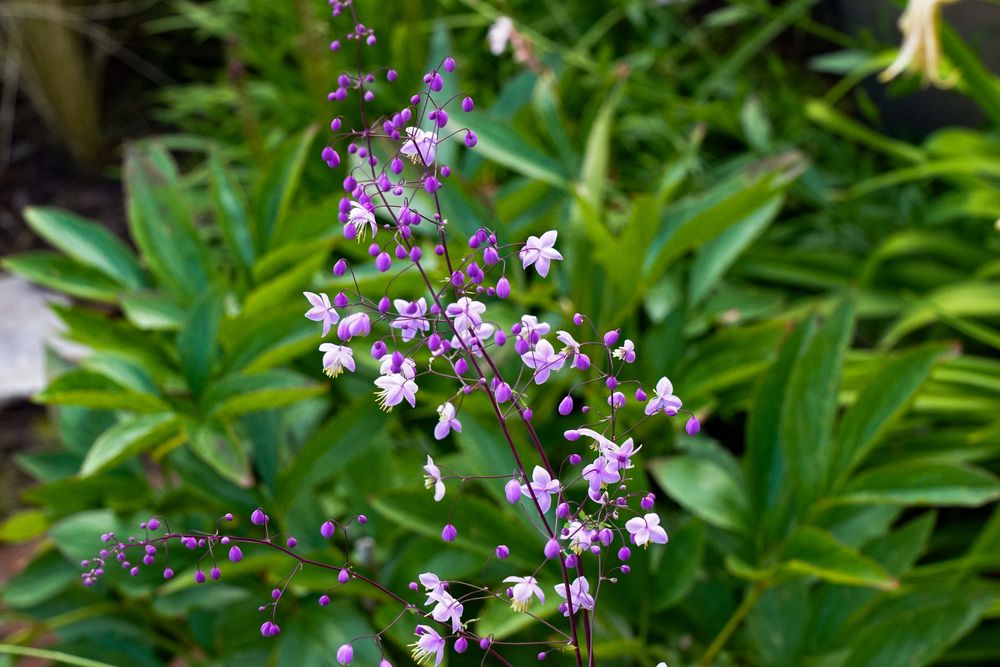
[
  {"left": 505, "top": 479, "right": 522, "bottom": 504},
  {"left": 194, "top": 570, "right": 206, "bottom": 584},
  {"left": 685, "top": 416, "right": 701, "bottom": 435},
  {"left": 495, "top": 545, "right": 510, "bottom": 560},
  {"left": 336, "top": 644, "right": 353, "bottom": 665},
  {"left": 339, "top": 568, "right": 350, "bottom": 584},
  {"left": 621, "top": 564, "right": 631, "bottom": 574},
  {"left": 409, "top": 246, "right": 422, "bottom": 262},
  {"left": 321, "top": 521, "right": 336, "bottom": 539},
  {"left": 544, "top": 538, "right": 560, "bottom": 559},
  {"left": 641, "top": 495, "right": 655, "bottom": 511},
  {"left": 211, "top": 566, "right": 221, "bottom": 580},
  {"left": 455, "top": 636, "right": 468, "bottom": 653},
  {"left": 480, "top": 637, "right": 491, "bottom": 650},
  {"left": 375, "top": 252, "right": 391, "bottom": 272},
  {"left": 603, "top": 330, "right": 620, "bottom": 346},
  {"left": 147, "top": 518, "right": 160, "bottom": 531},
  {"left": 319, "top": 594, "right": 331, "bottom": 606},
  {"left": 163, "top": 567, "right": 174, "bottom": 579},
  {"left": 564, "top": 430, "right": 580, "bottom": 441},
  {"left": 462, "top": 96, "right": 475, "bottom": 112},
  {"left": 564, "top": 553, "right": 578, "bottom": 568},
  {"left": 442, "top": 524, "right": 457, "bottom": 542},
  {"left": 618, "top": 547, "right": 631, "bottom": 561},
  {"left": 635, "top": 388, "right": 647, "bottom": 401},
  {"left": 558, "top": 395, "right": 573, "bottom": 415},
  {"left": 569, "top": 453, "right": 582, "bottom": 465},
  {"left": 465, "top": 130, "right": 478, "bottom": 147},
  {"left": 556, "top": 502, "right": 570, "bottom": 519},
  {"left": 251, "top": 508, "right": 266, "bottom": 525}
]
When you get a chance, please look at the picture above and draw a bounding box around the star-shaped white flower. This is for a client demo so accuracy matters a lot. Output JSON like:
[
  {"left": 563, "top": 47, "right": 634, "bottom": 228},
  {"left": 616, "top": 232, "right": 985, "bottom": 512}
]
[
  {"left": 625, "top": 512, "right": 669, "bottom": 547},
  {"left": 519, "top": 230, "right": 563, "bottom": 277}
]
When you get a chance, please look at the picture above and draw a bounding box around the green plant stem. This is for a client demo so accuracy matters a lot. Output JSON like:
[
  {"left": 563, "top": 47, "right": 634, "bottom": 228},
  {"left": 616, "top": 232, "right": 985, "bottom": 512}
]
[
  {"left": 697, "top": 582, "right": 767, "bottom": 666},
  {"left": 0, "top": 644, "right": 119, "bottom": 667}
]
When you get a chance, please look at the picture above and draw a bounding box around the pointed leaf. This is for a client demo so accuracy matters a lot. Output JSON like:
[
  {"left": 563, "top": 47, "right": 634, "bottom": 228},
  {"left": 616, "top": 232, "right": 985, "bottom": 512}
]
[
  {"left": 781, "top": 526, "right": 897, "bottom": 590},
  {"left": 80, "top": 413, "right": 181, "bottom": 476},
  {"left": 834, "top": 462, "right": 1000, "bottom": 507}
]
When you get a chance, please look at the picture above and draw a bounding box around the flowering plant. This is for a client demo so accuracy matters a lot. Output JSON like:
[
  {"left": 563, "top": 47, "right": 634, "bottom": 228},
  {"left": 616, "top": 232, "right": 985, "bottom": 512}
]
[{"left": 75, "top": 2, "right": 700, "bottom": 664}]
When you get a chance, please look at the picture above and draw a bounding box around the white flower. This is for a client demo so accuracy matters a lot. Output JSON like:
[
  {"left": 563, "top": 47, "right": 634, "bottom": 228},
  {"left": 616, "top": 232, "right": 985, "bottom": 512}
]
[
  {"left": 488, "top": 16, "right": 514, "bottom": 55},
  {"left": 625, "top": 513, "right": 669, "bottom": 547},
  {"left": 645, "top": 377, "right": 682, "bottom": 416},
  {"left": 423, "top": 455, "right": 445, "bottom": 502},
  {"left": 445, "top": 297, "right": 486, "bottom": 333},
  {"left": 612, "top": 339, "right": 636, "bottom": 363},
  {"left": 503, "top": 575, "right": 545, "bottom": 612},
  {"left": 374, "top": 373, "right": 418, "bottom": 410},
  {"left": 561, "top": 520, "right": 594, "bottom": 555},
  {"left": 520, "top": 465, "right": 560, "bottom": 513},
  {"left": 880, "top": 0, "right": 959, "bottom": 88},
  {"left": 400, "top": 127, "right": 438, "bottom": 165},
  {"left": 519, "top": 230, "right": 563, "bottom": 277},
  {"left": 348, "top": 202, "right": 377, "bottom": 241},
  {"left": 319, "top": 343, "right": 355, "bottom": 378}
]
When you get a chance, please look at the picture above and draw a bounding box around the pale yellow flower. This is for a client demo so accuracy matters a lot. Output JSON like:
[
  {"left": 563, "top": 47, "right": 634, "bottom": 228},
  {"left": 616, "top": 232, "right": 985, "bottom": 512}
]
[{"left": 880, "top": 0, "right": 960, "bottom": 88}]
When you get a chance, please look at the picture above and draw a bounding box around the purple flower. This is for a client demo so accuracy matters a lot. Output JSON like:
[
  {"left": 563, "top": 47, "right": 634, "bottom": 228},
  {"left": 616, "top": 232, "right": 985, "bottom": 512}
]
[
  {"left": 428, "top": 590, "right": 464, "bottom": 632},
  {"left": 378, "top": 353, "right": 416, "bottom": 379},
  {"left": 348, "top": 202, "right": 377, "bottom": 241},
  {"left": 561, "top": 521, "right": 594, "bottom": 554},
  {"left": 625, "top": 513, "right": 669, "bottom": 546},
  {"left": 337, "top": 313, "right": 371, "bottom": 341},
  {"left": 521, "top": 465, "right": 560, "bottom": 513},
  {"left": 582, "top": 456, "right": 621, "bottom": 497},
  {"left": 503, "top": 575, "right": 545, "bottom": 612},
  {"left": 400, "top": 127, "right": 437, "bottom": 166},
  {"left": 612, "top": 339, "right": 636, "bottom": 363},
  {"left": 645, "top": 377, "right": 682, "bottom": 416},
  {"left": 602, "top": 437, "right": 641, "bottom": 471},
  {"left": 319, "top": 343, "right": 356, "bottom": 378},
  {"left": 410, "top": 625, "right": 446, "bottom": 666},
  {"left": 422, "top": 455, "right": 446, "bottom": 501},
  {"left": 554, "top": 576, "right": 595, "bottom": 616},
  {"left": 519, "top": 230, "right": 563, "bottom": 277},
  {"left": 391, "top": 298, "right": 430, "bottom": 342},
  {"left": 418, "top": 572, "right": 445, "bottom": 596},
  {"left": 374, "top": 373, "right": 418, "bottom": 410},
  {"left": 434, "top": 402, "right": 462, "bottom": 440},
  {"left": 445, "top": 297, "right": 486, "bottom": 333},
  {"left": 304, "top": 292, "right": 340, "bottom": 337},
  {"left": 521, "top": 339, "right": 565, "bottom": 384}
]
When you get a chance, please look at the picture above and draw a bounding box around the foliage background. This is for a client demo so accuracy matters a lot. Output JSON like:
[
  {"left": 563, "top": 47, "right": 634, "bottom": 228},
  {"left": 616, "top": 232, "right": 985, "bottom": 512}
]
[{"left": 1, "top": 0, "right": 1000, "bottom": 665}]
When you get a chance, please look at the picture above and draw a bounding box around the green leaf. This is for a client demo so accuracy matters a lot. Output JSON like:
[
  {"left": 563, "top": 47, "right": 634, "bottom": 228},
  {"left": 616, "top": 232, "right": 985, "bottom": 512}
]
[
  {"left": 124, "top": 146, "right": 211, "bottom": 297},
  {"left": 881, "top": 282, "right": 1000, "bottom": 348},
  {"left": 2, "top": 252, "right": 121, "bottom": 302},
  {"left": 177, "top": 289, "right": 223, "bottom": 395},
  {"left": 22, "top": 206, "right": 146, "bottom": 288},
  {"left": 0, "top": 510, "right": 48, "bottom": 543},
  {"left": 649, "top": 455, "right": 750, "bottom": 535},
  {"left": 0, "top": 548, "right": 77, "bottom": 608},
  {"left": 209, "top": 154, "right": 255, "bottom": 272},
  {"left": 186, "top": 423, "right": 251, "bottom": 487},
  {"left": 120, "top": 292, "right": 187, "bottom": 331},
  {"left": 577, "top": 83, "right": 623, "bottom": 213},
  {"left": 782, "top": 296, "right": 854, "bottom": 506},
  {"left": 833, "top": 462, "right": 1000, "bottom": 507},
  {"left": 781, "top": 526, "right": 897, "bottom": 590},
  {"left": 80, "top": 413, "right": 181, "bottom": 476},
  {"left": 830, "top": 345, "right": 945, "bottom": 484},
  {"left": 0, "top": 645, "right": 122, "bottom": 667},
  {"left": 652, "top": 517, "right": 706, "bottom": 611},
  {"left": 465, "top": 114, "right": 571, "bottom": 188},
  {"left": 202, "top": 369, "right": 325, "bottom": 417},
  {"left": 253, "top": 125, "right": 317, "bottom": 249},
  {"left": 840, "top": 589, "right": 993, "bottom": 667},
  {"left": 36, "top": 370, "right": 168, "bottom": 413}
]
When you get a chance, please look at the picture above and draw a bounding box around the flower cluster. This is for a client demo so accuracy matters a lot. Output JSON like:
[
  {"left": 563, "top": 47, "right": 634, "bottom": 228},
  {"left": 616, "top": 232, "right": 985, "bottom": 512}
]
[{"left": 83, "top": 2, "right": 701, "bottom": 664}]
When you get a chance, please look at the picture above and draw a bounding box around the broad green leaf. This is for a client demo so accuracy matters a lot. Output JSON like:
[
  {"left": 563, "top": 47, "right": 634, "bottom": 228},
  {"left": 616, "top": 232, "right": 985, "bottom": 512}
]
[
  {"left": 186, "top": 423, "right": 251, "bottom": 487},
  {"left": 840, "top": 589, "right": 993, "bottom": 667},
  {"left": 2, "top": 252, "right": 121, "bottom": 302},
  {"left": 120, "top": 292, "right": 186, "bottom": 331},
  {"left": 124, "top": 146, "right": 211, "bottom": 297},
  {"left": 745, "top": 316, "right": 815, "bottom": 544},
  {"left": 22, "top": 206, "right": 146, "bottom": 288},
  {"left": 649, "top": 455, "right": 750, "bottom": 535},
  {"left": 464, "top": 113, "right": 571, "bottom": 188},
  {"left": 80, "top": 413, "right": 181, "bottom": 476},
  {"left": 253, "top": 125, "right": 317, "bottom": 249},
  {"left": 222, "top": 306, "right": 318, "bottom": 373},
  {"left": 747, "top": 580, "right": 809, "bottom": 667},
  {"left": 202, "top": 369, "right": 325, "bottom": 417},
  {"left": 277, "top": 603, "right": 380, "bottom": 665},
  {"left": 1, "top": 548, "right": 77, "bottom": 608},
  {"left": 209, "top": 154, "right": 255, "bottom": 272},
  {"left": 36, "top": 370, "right": 168, "bottom": 413},
  {"left": 177, "top": 289, "right": 223, "bottom": 395},
  {"left": 577, "top": 83, "right": 623, "bottom": 213},
  {"left": 0, "top": 510, "right": 48, "bottom": 543},
  {"left": 829, "top": 345, "right": 945, "bottom": 484},
  {"left": 881, "top": 282, "right": 1000, "bottom": 348},
  {"left": 782, "top": 296, "right": 854, "bottom": 506},
  {"left": 781, "top": 526, "right": 897, "bottom": 590},
  {"left": 833, "top": 462, "right": 1000, "bottom": 507}
]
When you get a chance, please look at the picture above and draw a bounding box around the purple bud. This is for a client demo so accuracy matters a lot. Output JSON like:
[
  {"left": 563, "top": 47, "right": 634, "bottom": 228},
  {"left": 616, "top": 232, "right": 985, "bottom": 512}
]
[
  {"left": 635, "top": 388, "right": 647, "bottom": 402},
  {"left": 514, "top": 339, "right": 530, "bottom": 355},
  {"left": 465, "top": 130, "right": 478, "bottom": 147},
  {"left": 195, "top": 570, "right": 206, "bottom": 584},
  {"left": 603, "top": 330, "right": 620, "bottom": 346},
  {"left": 621, "top": 564, "right": 631, "bottom": 574},
  {"left": 147, "top": 518, "right": 160, "bottom": 531},
  {"left": 686, "top": 416, "right": 701, "bottom": 435},
  {"left": 387, "top": 69, "right": 397, "bottom": 81},
  {"left": 454, "top": 358, "right": 468, "bottom": 375},
  {"left": 564, "top": 554, "right": 578, "bottom": 568},
  {"left": 330, "top": 40, "right": 341, "bottom": 51},
  {"left": 462, "top": 96, "right": 475, "bottom": 112},
  {"left": 130, "top": 566, "right": 140, "bottom": 576},
  {"left": 435, "top": 110, "right": 449, "bottom": 128},
  {"left": 409, "top": 581, "right": 419, "bottom": 591},
  {"left": 451, "top": 270, "right": 465, "bottom": 286},
  {"left": 321, "top": 522, "right": 335, "bottom": 539},
  {"left": 334, "top": 292, "right": 349, "bottom": 308},
  {"left": 495, "top": 545, "right": 510, "bottom": 560},
  {"left": 286, "top": 537, "right": 297, "bottom": 548},
  {"left": 319, "top": 594, "right": 331, "bottom": 606},
  {"left": 483, "top": 247, "right": 499, "bottom": 265},
  {"left": 496, "top": 277, "right": 511, "bottom": 299},
  {"left": 424, "top": 176, "right": 441, "bottom": 193},
  {"left": 163, "top": 567, "right": 174, "bottom": 579},
  {"left": 569, "top": 453, "right": 582, "bottom": 465},
  {"left": 357, "top": 514, "right": 367, "bottom": 524},
  {"left": 494, "top": 329, "right": 507, "bottom": 346},
  {"left": 558, "top": 395, "right": 574, "bottom": 415},
  {"left": 378, "top": 295, "right": 391, "bottom": 312},
  {"left": 618, "top": 547, "right": 631, "bottom": 561},
  {"left": 343, "top": 176, "right": 357, "bottom": 192},
  {"left": 505, "top": 479, "right": 522, "bottom": 504},
  {"left": 251, "top": 508, "right": 266, "bottom": 525},
  {"left": 523, "top": 408, "right": 533, "bottom": 420},
  {"left": 544, "top": 538, "right": 560, "bottom": 559},
  {"left": 641, "top": 495, "right": 655, "bottom": 511},
  {"left": 272, "top": 588, "right": 282, "bottom": 600},
  {"left": 375, "top": 252, "right": 391, "bottom": 272},
  {"left": 564, "top": 430, "right": 580, "bottom": 441},
  {"left": 229, "top": 546, "right": 243, "bottom": 562},
  {"left": 331, "top": 117, "right": 342, "bottom": 131},
  {"left": 455, "top": 636, "right": 468, "bottom": 653},
  {"left": 435, "top": 244, "right": 445, "bottom": 256},
  {"left": 339, "top": 568, "right": 350, "bottom": 584},
  {"left": 606, "top": 376, "right": 618, "bottom": 390},
  {"left": 442, "top": 524, "right": 457, "bottom": 542},
  {"left": 443, "top": 56, "right": 456, "bottom": 72},
  {"left": 336, "top": 643, "right": 354, "bottom": 665},
  {"left": 480, "top": 637, "right": 491, "bottom": 650},
  {"left": 211, "top": 566, "right": 221, "bottom": 580},
  {"left": 538, "top": 652, "right": 547, "bottom": 661},
  {"left": 556, "top": 502, "right": 570, "bottom": 519},
  {"left": 333, "top": 259, "right": 348, "bottom": 277}
]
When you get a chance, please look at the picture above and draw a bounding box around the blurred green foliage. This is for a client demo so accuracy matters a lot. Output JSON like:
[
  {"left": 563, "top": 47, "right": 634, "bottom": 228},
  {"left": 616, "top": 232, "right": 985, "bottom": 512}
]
[{"left": 3, "top": 0, "right": 1000, "bottom": 665}]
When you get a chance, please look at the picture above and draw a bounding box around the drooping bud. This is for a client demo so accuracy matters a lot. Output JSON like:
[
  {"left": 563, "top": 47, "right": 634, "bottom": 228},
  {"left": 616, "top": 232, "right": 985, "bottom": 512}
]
[
  {"left": 544, "top": 539, "right": 561, "bottom": 559},
  {"left": 558, "top": 395, "right": 573, "bottom": 415},
  {"left": 505, "top": 479, "right": 522, "bottom": 504},
  {"left": 495, "top": 545, "right": 510, "bottom": 560},
  {"left": 321, "top": 521, "right": 336, "bottom": 539},
  {"left": 685, "top": 416, "right": 701, "bottom": 435},
  {"left": 442, "top": 524, "right": 457, "bottom": 542}
]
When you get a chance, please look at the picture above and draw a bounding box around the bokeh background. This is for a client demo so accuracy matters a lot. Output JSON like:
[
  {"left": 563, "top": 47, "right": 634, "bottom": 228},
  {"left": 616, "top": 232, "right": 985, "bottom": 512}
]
[{"left": 2, "top": 0, "right": 1000, "bottom": 665}]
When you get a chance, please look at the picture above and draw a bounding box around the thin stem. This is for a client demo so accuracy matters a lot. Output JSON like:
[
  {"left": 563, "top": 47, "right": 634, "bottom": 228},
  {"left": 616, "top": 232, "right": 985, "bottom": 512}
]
[{"left": 697, "top": 582, "right": 767, "bottom": 666}]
